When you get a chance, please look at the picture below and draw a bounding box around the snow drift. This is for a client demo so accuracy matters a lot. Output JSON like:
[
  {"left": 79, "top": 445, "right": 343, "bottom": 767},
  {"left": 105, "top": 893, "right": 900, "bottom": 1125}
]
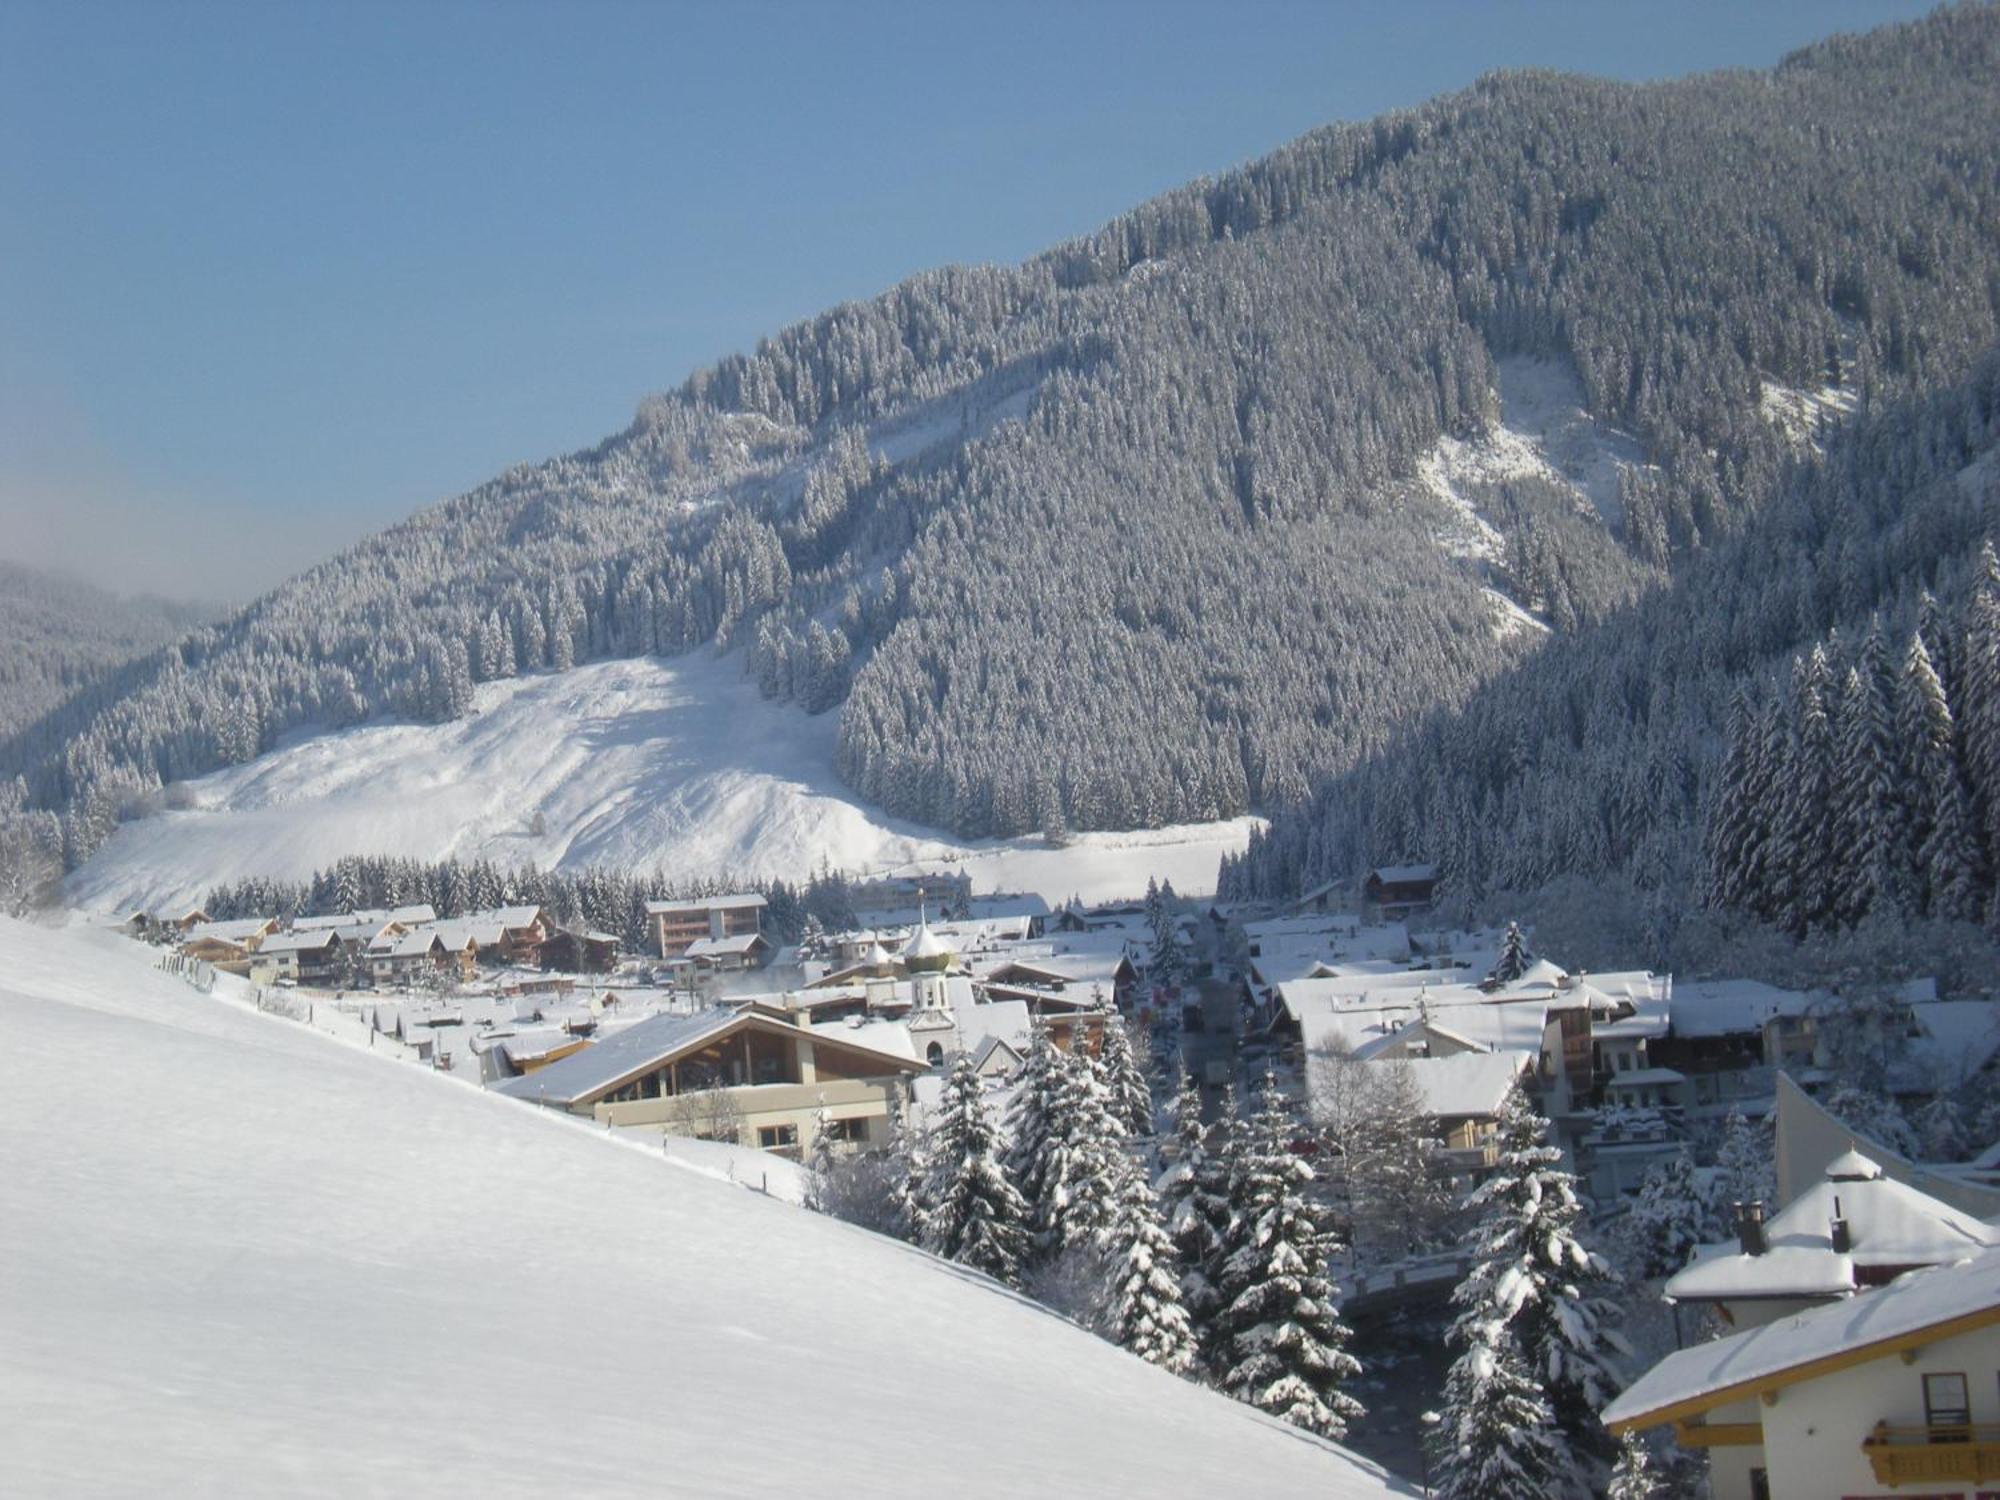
[{"left": 0, "top": 918, "right": 1406, "bottom": 1498}]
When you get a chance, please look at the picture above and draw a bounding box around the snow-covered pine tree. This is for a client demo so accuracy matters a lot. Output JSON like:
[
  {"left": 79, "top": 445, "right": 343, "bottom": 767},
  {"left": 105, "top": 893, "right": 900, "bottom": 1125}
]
[
  {"left": 1488, "top": 921, "right": 1533, "bottom": 985},
  {"left": 1146, "top": 877, "right": 1190, "bottom": 990},
  {"left": 1007, "top": 1030, "right": 1128, "bottom": 1264},
  {"left": 1777, "top": 647, "right": 1838, "bottom": 933},
  {"left": 888, "top": 1102, "right": 930, "bottom": 1245},
  {"left": 921, "top": 1051, "right": 1031, "bottom": 1286},
  {"left": 1003, "top": 1022, "right": 1064, "bottom": 1231},
  {"left": 1961, "top": 543, "right": 2000, "bottom": 885},
  {"left": 1712, "top": 1106, "right": 1776, "bottom": 1216},
  {"left": 804, "top": 1103, "right": 838, "bottom": 1214},
  {"left": 1094, "top": 1002, "right": 1155, "bottom": 1136},
  {"left": 1606, "top": 1429, "right": 1665, "bottom": 1500},
  {"left": 1431, "top": 1318, "right": 1568, "bottom": 1500},
  {"left": 1213, "top": 1073, "right": 1363, "bottom": 1439},
  {"left": 1619, "top": 1151, "right": 1707, "bottom": 1279},
  {"left": 1900, "top": 632, "right": 1986, "bottom": 919},
  {"left": 1832, "top": 661, "right": 1905, "bottom": 925},
  {"left": 1703, "top": 688, "right": 1753, "bottom": 911},
  {"left": 1348, "top": 1058, "right": 1457, "bottom": 1261},
  {"left": 1157, "top": 1070, "right": 1232, "bottom": 1363},
  {"left": 1104, "top": 1154, "right": 1199, "bottom": 1375},
  {"left": 1453, "top": 1083, "right": 1627, "bottom": 1484}
]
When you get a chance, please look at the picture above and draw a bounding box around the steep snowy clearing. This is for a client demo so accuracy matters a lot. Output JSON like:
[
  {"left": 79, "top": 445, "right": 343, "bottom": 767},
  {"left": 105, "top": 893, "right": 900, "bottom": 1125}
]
[
  {"left": 0, "top": 918, "right": 1407, "bottom": 1498},
  {"left": 66, "top": 652, "right": 1257, "bottom": 915},
  {"left": 1417, "top": 355, "right": 1649, "bottom": 636},
  {"left": 1421, "top": 355, "right": 1649, "bottom": 549},
  {"left": 1758, "top": 380, "right": 1857, "bottom": 450}
]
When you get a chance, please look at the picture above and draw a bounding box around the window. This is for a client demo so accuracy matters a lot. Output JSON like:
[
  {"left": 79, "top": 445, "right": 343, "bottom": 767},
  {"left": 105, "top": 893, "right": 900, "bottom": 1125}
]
[
  {"left": 826, "top": 1117, "right": 869, "bottom": 1144},
  {"left": 1748, "top": 1469, "right": 1769, "bottom": 1500},
  {"left": 1925, "top": 1372, "right": 1971, "bottom": 1434},
  {"left": 926, "top": 1042, "right": 945, "bottom": 1066},
  {"left": 757, "top": 1124, "right": 798, "bottom": 1151}
]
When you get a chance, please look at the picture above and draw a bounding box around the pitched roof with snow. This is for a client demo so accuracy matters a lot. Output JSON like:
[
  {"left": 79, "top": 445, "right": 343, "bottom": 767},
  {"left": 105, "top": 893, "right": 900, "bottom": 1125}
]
[
  {"left": 645, "top": 893, "right": 767, "bottom": 915},
  {"left": 1608, "top": 1246, "right": 2000, "bottom": 1432},
  {"left": 1665, "top": 1148, "right": 2000, "bottom": 1303},
  {"left": 1667, "top": 978, "right": 1811, "bottom": 1039},
  {"left": 686, "top": 933, "right": 768, "bottom": 958},
  {"left": 182, "top": 918, "right": 274, "bottom": 945},
  {"left": 1367, "top": 864, "right": 1437, "bottom": 885},
  {"left": 497, "top": 1009, "right": 745, "bottom": 1106},
  {"left": 1391, "top": 1051, "right": 1533, "bottom": 1119}
]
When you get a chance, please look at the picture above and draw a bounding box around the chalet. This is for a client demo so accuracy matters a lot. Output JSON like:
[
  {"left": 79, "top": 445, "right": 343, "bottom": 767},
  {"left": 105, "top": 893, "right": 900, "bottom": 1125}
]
[
  {"left": 367, "top": 928, "right": 472, "bottom": 986},
  {"left": 1395, "top": 1050, "right": 1535, "bottom": 1176},
  {"left": 536, "top": 927, "right": 620, "bottom": 974},
  {"left": 685, "top": 932, "right": 770, "bottom": 972},
  {"left": 647, "top": 894, "right": 766, "bottom": 958},
  {"left": 455, "top": 905, "right": 550, "bottom": 965},
  {"left": 177, "top": 917, "right": 276, "bottom": 970},
  {"left": 1361, "top": 864, "right": 1437, "bottom": 921},
  {"left": 1605, "top": 1245, "right": 2000, "bottom": 1500},
  {"left": 250, "top": 929, "right": 345, "bottom": 986},
  {"left": 497, "top": 1006, "right": 926, "bottom": 1157}
]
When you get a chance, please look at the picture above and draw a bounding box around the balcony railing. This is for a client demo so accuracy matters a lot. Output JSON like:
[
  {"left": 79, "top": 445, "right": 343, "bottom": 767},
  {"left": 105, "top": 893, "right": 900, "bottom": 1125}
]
[{"left": 1863, "top": 1422, "right": 2000, "bottom": 1485}]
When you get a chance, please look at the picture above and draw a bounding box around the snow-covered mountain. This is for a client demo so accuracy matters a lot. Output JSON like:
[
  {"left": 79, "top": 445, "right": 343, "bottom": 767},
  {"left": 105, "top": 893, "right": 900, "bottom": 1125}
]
[
  {"left": 0, "top": 916, "right": 1410, "bottom": 1497},
  {"left": 13, "top": 5, "right": 2000, "bottom": 891},
  {"left": 64, "top": 652, "right": 1258, "bottom": 914}
]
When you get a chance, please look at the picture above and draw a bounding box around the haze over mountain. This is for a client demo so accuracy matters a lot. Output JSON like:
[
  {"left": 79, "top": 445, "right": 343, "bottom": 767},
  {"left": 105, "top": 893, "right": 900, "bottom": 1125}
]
[
  {"left": 0, "top": 561, "right": 210, "bottom": 740},
  {"left": 8, "top": 6, "right": 2000, "bottom": 898}
]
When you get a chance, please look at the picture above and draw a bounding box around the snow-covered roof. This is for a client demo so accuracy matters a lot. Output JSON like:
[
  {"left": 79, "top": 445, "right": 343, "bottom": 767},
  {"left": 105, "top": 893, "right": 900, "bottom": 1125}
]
[
  {"left": 254, "top": 929, "right": 341, "bottom": 956},
  {"left": 645, "top": 893, "right": 767, "bottom": 915},
  {"left": 181, "top": 918, "right": 273, "bottom": 945},
  {"left": 1666, "top": 1148, "right": 2000, "bottom": 1303},
  {"left": 461, "top": 905, "right": 545, "bottom": 929},
  {"left": 293, "top": 904, "right": 436, "bottom": 932},
  {"left": 1668, "top": 978, "right": 1811, "bottom": 1039},
  {"left": 372, "top": 929, "right": 444, "bottom": 960},
  {"left": 902, "top": 924, "right": 953, "bottom": 964},
  {"left": 496, "top": 1029, "right": 587, "bottom": 1066},
  {"left": 686, "top": 932, "right": 767, "bottom": 958},
  {"left": 1608, "top": 1246, "right": 2000, "bottom": 1432},
  {"left": 1391, "top": 1051, "right": 1532, "bottom": 1119},
  {"left": 496, "top": 1009, "right": 744, "bottom": 1106},
  {"left": 1368, "top": 864, "right": 1437, "bottom": 885},
  {"left": 1904, "top": 1000, "right": 2000, "bottom": 1083}
]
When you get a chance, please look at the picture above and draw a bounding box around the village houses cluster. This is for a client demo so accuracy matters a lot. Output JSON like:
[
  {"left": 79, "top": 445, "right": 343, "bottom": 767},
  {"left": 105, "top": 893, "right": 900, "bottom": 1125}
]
[{"left": 133, "top": 861, "right": 2000, "bottom": 1498}]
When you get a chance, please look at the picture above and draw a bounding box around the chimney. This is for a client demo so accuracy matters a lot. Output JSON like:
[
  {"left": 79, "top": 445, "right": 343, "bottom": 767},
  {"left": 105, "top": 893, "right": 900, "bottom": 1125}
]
[
  {"left": 1736, "top": 1200, "right": 1768, "bottom": 1257},
  {"left": 1830, "top": 1192, "right": 1852, "bottom": 1255}
]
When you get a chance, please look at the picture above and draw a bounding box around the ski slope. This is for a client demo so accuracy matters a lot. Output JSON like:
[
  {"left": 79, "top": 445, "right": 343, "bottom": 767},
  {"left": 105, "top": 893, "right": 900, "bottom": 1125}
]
[
  {"left": 0, "top": 917, "right": 1407, "bottom": 1497},
  {"left": 65, "top": 652, "right": 1258, "bottom": 914}
]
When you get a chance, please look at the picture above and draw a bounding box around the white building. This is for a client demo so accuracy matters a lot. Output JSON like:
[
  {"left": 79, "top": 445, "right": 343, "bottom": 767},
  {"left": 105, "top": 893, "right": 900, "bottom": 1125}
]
[{"left": 1605, "top": 1244, "right": 2000, "bottom": 1500}]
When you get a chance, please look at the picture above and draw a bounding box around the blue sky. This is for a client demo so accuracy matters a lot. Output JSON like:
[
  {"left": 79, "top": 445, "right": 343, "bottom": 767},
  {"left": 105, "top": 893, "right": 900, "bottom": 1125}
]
[{"left": 0, "top": 0, "right": 1936, "bottom": 603}]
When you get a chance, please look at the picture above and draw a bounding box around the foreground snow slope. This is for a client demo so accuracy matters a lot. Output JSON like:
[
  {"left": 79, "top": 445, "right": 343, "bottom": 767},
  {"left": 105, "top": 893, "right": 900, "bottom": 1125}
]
[
  {"left": 0, "top": 919, "right": 1405, "bottom": 1498},
  {"left": 66, "top": 653, "right": 1257, "bottom": 914}
]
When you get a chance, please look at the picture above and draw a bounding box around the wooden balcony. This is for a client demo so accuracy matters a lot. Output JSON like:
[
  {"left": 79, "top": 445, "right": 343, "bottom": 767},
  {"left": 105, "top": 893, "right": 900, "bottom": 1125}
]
[{"left": 1863, "top": 1423, "right": 2000, "bottom": 1485}]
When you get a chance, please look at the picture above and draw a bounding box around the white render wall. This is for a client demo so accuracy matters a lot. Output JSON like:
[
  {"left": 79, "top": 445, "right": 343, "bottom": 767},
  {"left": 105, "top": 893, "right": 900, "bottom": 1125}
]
[{"left": 1748, "top": 1321, "right": 2000, "bottom": 1498}]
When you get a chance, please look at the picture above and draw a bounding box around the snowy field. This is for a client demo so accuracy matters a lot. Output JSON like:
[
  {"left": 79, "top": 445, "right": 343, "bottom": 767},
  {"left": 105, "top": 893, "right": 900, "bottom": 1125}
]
[
  {"left": 66, "top": 652, "right": 1258, "bottom": 915},
  {"left": 0, "top": 917, "right": 1407, "bottom": 1497}
]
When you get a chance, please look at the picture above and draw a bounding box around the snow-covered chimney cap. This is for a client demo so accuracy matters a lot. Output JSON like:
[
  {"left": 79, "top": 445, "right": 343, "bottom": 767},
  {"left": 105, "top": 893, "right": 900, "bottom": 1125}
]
[{"left": 1826, "top": 1149, "right": 1884, "bottom": 1183}]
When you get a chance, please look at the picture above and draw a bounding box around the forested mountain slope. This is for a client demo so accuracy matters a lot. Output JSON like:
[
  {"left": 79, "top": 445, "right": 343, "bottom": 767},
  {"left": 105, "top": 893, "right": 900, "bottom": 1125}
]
[
  {"left": 1223, "top": 351, "right": 2000, "bottom": 945},
  {"left": 11, "top": 6, "right": 2000, "bottom": 871},
  {"left": 0, "top": 562, "right": 208, "bottom": 740}
]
